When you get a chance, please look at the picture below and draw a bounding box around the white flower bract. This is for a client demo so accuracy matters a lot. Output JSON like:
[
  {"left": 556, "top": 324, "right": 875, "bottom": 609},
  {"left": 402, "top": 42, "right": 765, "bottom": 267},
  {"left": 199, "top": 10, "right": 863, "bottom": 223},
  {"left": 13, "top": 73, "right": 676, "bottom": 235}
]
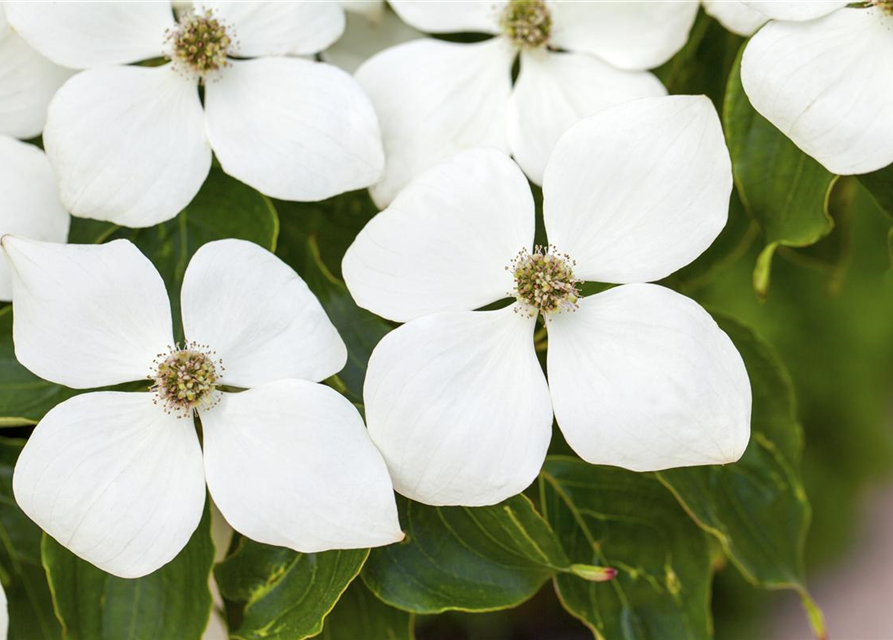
[
  {"left": 343, "top": 95, "right": 753, "bottom": 507},
  {"left": 3, "top": 236, "right": 403, "bottom": 579}
]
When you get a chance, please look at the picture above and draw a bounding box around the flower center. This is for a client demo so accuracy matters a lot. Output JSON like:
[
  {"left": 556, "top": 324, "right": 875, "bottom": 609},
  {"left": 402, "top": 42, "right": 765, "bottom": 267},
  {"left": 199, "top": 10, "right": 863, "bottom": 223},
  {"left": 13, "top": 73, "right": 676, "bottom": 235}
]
[
  {"left": 150, "top": 342, "right": 223, "bottom": 417},
  {"left": 509, "top": 245, "right": 580, "bottom": 317},
  {"left": 500, "top": 0, "right": 552, "bottom": 50},
  {"left": 873, "top": 0, "right": 893, "bottom": 16},
  {"left": 165, "top": 9, "right": 233, "bottom": 76}
]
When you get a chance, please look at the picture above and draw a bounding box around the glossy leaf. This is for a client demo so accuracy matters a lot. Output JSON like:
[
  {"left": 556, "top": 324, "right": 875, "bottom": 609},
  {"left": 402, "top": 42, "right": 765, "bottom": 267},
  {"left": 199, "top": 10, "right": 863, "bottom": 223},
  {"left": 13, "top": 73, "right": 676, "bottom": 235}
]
[
  {"left": 0, "top": 437, "right": 61, "bottom": 640},
  {"left": 318, "top": 579, "right": 414, "bottom": 640},
  {"left": 361, "top": 495, "right": 573, "bottom": 614},
  {"left": 215, "top": 538, "right": 367, "bottom": 640},
  {"left": 540, "top": 458, "right": 713, "bottom": 640},
  {"left": 42, "top": 503, "right": 214, "bottom": 640},
  {"left": 723, "top": 48, "right": 836, "bottom": 298},
  {"left": 657, "top": 314, "right": 825, "bottom": 638}
]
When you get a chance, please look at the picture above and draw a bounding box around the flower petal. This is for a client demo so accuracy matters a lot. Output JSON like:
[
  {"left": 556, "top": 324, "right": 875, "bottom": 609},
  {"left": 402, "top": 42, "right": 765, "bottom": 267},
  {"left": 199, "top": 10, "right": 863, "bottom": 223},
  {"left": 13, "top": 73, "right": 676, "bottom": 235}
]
[
  {"left": 13, "top": 392, "right": 206, "bottom": 578},
  {"left": 356, "top": 37, "right": 514, "bottom": 207},
  {"left": 323, "top": 4, "right": 422, "bottom": 75},
  {"left": 364, "top": 307, "right": 553, "bottom": 507},
  {"left": 204, "top": 58, "right": 382, "bottom": 202},
  {"left": 547, "top": 284, "right": 751, "bottom": 471},
  {"left": 44, "top": 65, "right": 210, "bottom": 227},
  {"left": 0, "top": 137, "right": 69, "bottom": 301},
  {"left": 741, "top": 7, "right": 893, "bottom": 176},
  {"left": 199, "top": 0, "right": 345, "bottom": 56},
  {"left": 202, "top": 380, "right": 403, "bottom": 552},
  {"left": 388, "top": 0, "right": 503, "bottom": 34},
  {"left": 543, "top": 95, "right": 731, "bottom": 284},
  {"left": 3, "top": 2, "right": 173, "bottom": 68},
  {"left": 0, "top": 29, "right": 72, "bottom": 139},
  {"left": 181, "top": 239, "right": 346, "bottom": 386},
  {"left": 702, "top": 0, "right": 767, "bottom": 36},
  {"left": 0, "top": 580, "right": 6, "bottom": 640},
  {"left": 549, "top": 0, "right": 697, "bottom": 70},
  {"left": 343, "top": 148, "right": 533, "bottom": 322},
  {"left": 740, "top": 0, "right": 847, "bottom": 21},
  {"left": 3, "top": 237, "right": 173, "bottom": 388},
  {"left": 509, "top": 49, "right": 666, "bottom": 185}
]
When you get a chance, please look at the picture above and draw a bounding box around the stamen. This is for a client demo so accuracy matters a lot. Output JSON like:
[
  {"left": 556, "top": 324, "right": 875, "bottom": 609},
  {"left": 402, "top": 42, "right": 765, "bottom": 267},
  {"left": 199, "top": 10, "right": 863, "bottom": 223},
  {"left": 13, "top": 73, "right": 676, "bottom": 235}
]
[
  {"left": 508, "top": 245, "right": 580, "bottom": 318},
  {"left": 165, "top": 9, "right": 235, "bottom": 79},
  {"left": 149, "top": 341, "right": 224, "bottom": 418},
  {"left": 501, "top": 0, "right": 552, "bottom": 50}
]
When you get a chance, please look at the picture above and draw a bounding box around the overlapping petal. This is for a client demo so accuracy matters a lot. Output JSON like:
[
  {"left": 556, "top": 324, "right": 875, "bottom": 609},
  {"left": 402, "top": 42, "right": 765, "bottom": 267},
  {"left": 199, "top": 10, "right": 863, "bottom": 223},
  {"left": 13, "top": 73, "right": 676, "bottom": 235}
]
[
  {"left": 3, "top": 237, "right": 173, "bottom": 388},
  {"left": 13, "top": 392, "right": 206, "bottom": 578},
  {"left": 740, "top": 0, "right": 848, "bottom": 21},
  {"left": 509, "top": 50, "right": 665, "bottom": 185},
  {"left": 202, "top": 379, "right": 403, "bottom": 552},
  {"left": 43, "top": 65, "right": 210, "bottom": 227},
  {"left": 543, "top": 95, "right": 731, "bottom": 284},
  {"left": 181, "top": 239, "right": 346, "bottom": 387},
  {"left": 364, "top": 307, "right": 553, "bottom": 507},
  {"left": 389, "top": 0, "right": 503, "bottom": 34},
  {"left": 323, "top": 4, "right": 422, "bottom": 74},
  {"left": 356, "top": 37, "right": 514, "bottom": 206},
  {"left": 741, "top": 7, "right": 893, "bottom": 176},
  {"left": 702, "top": 0, "right": 768, "bottom": 36},
  {"left": 343, "top": 149, "right": 533, "bottom": 322},
  {"left": 547, "top": 284, "right": 752, "bottom": 471},
  {"left": 204, "top": 57, "right": 383, "bottom": 202}
]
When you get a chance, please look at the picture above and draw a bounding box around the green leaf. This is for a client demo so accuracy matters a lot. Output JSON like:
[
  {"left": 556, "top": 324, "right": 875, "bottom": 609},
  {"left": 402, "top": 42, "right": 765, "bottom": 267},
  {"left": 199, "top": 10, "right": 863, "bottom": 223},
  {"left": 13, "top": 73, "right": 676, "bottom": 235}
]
[
  {"left": 540, "top": 459, "right": 713, "bottom": 640},
  {"left": 42, "top": 502, "right": 214, "bottom": 640},
  {"left": 0, "top": 437, "right": 61, "bottom": 640},
  {"left": 723, "top": 47, "right": 837, "bottom": 299},
  {"left": 858, "top": 163, "right": 893, "bottom": 219},
  {"left": 361, "top": 495, "right": 573, "bottom": 614},
  {"left": 215, "top": 538, "right": 367, "bottom": 640},
  {"left": 657, "top": 314, "right": 825, "bottom": 638},
  {"left": 318, "top": 579, "right": 414, "bottom": 640}
]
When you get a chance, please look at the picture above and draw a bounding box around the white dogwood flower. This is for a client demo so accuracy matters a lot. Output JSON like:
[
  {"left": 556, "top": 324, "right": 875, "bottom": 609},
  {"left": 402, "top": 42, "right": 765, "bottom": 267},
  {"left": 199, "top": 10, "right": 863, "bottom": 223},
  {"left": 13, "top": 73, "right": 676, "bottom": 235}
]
[
  {"left": 355, "top": 0, "right": 698, "bottom": 206},
  {"left": 4, "top": 237, "right": 402, "bottom": 579},
  {"left": 4, "top": 1, "right": 384, "bottom": 227},
  {"left": 0, "top": 3, "right": 72, "bottom": 139},
  {"left": 740, "top": 0, "right": 893, "bottom": 175},
  {"left": 343, "top": 96, "right": 752, "bottom": 507},
  {"left": 0, "top": 136, "right": 69, "bottom": 301}
]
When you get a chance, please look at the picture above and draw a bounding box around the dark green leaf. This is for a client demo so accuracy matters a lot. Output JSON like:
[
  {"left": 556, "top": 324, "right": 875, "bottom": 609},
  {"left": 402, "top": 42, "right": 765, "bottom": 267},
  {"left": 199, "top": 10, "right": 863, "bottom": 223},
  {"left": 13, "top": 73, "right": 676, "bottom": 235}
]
[
  {"left": 0, "top": 437, "right": 61, "bottom": 640},
  {"left": 215, "top": 538, "right": 367, "bottom": 640},
  {"left": 657, "top": 314, "right": 825, "bottom": 638},
  {"left": 361, "top": 495, "right": 572, "bottom": 614},
  {"left": 858, "top": 163, "right": 893, "bottom": 219},
  {"left": 723, "top": 47, "right": 836, "bottom": 298},
  {"left": 540, "top": 459, "right": 713, "bottom": 640},
  {"left": 42, "top": 503, "right": 214, "bottom": 640},
  {"left": 318, "top": 579, "right": 414, "bottom": 640}
]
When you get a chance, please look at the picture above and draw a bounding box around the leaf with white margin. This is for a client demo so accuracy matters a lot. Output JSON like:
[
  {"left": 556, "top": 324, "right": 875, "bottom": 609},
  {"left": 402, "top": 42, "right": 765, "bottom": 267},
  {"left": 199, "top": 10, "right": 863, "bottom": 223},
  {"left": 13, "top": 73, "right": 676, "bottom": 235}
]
[
  {"left": 364, "top": 306, "right": 552, "bottom": 507},
  {"left": 204, "top": 57, "right": 383, "bottom": 203},
  {"left": 739, "top": 0, "right": 847, "bottom": 22},
  {"left": 3, "top": 236, "right": 174, "bottom": 389},
  {"left": 355, "top": 37, "right": 514, "bottom": 207},
  {"left": 543, "top": 95, "right": 731, "bottom": 285},
  {"left": 215, "top": 540, "right": 368, "bottom": 640},
  {"left": 508, "top": 49, "right": 665, "bottom": 186},
  {"left": 13, "top": 392, "right": 206, "bottom": 579},
  {"left": 549, "top": 0, "right": 698, "bottom": 71},
  {"left": 362, "top": 494, "right": 584, "bottom": 613},
  {"left": 388, "top": 0, "right": 503, "bottom": 34},
  {"left": 0, "top": 136, "right": 69, "bottom": 301},
  {"left": 41, "top": 503, "right": 214, "bottom": 640},
  {"left": 740, "top": 7, "right": 893, "bottom": 176},
  {"left": 657, "top": 313, "right": 826, "bottom": 640},
  {"left": 547, "top": 284, "right": 751, "bottom": 472},
  {"left": 343, "top": 148, "right": 533, "bottom": 323},
  {"left": 44, "top": 65, "right": 211, "bottom": 228},
  {"left": 181, "top": 239, "right": 346, "bottom": 388},
  {"left": 724, "top": 49, "right": 836, "bottom": 298},
  {"left": 540, "top": 458, "right": 713, "bottom": 640}
]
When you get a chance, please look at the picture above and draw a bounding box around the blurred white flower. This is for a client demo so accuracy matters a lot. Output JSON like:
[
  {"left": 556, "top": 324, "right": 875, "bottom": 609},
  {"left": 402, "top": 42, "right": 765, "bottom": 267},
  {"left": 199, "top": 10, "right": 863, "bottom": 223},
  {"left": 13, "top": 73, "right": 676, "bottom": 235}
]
[
  {"left": 5, "top": 1, "right": 384, "bottom": 227},
  {"left": 740, "top": 0, "right": 893, "bottom": 174},
  {"left": 343, "top": 96, "right": 752, "bottom": 507},
  {"left": 0, "top": 135, "right": 69, "bottom": 301},
  {"left": 355, "top": 0, "right": 698, "bottom": 206},
  {"left": 0, "top": 3, "right": 72, "bottom": 139},
  {"left": 702, "top": 0, "right": 767, "bottom": 36},
  {"left": 324, "top": 1, "right": 422, "bottom": 74},
  {"left": 4, "top": 237, "right": 402, "bottom": 579}
]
